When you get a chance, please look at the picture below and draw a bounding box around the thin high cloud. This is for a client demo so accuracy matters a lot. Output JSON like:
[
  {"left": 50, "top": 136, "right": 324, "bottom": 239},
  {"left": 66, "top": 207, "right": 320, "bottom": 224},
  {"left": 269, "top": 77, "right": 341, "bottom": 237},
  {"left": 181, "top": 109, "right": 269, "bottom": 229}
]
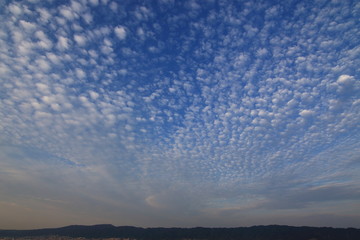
[{"left": 0, "top": 0, "right": 359, "bottom": 229}]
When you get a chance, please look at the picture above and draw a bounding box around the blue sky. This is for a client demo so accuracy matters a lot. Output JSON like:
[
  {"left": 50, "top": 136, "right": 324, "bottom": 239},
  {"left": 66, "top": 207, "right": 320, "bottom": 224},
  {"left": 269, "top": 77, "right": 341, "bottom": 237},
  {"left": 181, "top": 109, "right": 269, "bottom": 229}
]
[{"left": 0, "top": 0, "right": 360, "bottom": 229}]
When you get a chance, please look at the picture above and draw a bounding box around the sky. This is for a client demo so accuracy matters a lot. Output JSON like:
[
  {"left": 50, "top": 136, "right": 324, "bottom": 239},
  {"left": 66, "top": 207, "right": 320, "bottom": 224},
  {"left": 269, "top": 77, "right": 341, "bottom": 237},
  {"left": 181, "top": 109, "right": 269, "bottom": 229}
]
[{"left": 0, "top": 0, "right": 360, "bottom": 230}]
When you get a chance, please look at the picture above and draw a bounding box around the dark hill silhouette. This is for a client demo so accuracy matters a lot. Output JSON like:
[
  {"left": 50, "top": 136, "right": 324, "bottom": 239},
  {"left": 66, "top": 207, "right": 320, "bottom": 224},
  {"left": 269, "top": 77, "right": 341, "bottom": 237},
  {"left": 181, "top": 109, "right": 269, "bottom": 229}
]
[{"left": 0, "top": 224, "right": 359, "bottom": 240}]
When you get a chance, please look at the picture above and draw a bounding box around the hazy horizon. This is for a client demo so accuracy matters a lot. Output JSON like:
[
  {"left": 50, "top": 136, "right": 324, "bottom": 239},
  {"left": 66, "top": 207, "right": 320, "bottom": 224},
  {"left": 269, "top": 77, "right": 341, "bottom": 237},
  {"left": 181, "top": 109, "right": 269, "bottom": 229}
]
[
  {"left": 1, "top": 0, "right": 359, "bottom": 230},
  {"left": 2, "top": 222, "right": 360, "bottom": 231}
]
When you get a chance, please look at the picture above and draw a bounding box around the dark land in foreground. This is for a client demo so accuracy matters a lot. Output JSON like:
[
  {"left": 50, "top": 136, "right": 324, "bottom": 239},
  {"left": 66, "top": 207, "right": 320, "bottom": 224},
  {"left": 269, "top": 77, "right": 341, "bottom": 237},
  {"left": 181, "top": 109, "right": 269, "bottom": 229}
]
[{"left": 1, "top": 224, "right": 360, "bottom": 240}]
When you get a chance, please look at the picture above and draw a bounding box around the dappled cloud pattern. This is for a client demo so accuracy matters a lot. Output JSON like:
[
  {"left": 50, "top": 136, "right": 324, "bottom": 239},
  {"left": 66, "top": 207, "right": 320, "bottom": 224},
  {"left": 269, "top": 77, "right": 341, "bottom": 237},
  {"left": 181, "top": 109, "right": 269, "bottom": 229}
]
[{"left": 0, "top": 0, "right": 359, "bottom": 229}]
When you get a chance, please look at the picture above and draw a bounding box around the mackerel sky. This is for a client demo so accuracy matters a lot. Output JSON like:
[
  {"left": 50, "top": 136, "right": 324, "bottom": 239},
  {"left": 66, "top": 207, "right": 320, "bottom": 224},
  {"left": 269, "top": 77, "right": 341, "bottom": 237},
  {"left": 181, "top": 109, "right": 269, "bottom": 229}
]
[{"left": 1, "top": 0, "right": 360, "bottom": 229}]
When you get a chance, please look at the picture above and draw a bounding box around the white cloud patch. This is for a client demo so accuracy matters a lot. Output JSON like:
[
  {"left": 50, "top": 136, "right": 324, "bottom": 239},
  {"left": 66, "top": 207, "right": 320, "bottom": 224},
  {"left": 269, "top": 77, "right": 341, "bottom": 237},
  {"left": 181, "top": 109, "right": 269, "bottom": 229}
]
[
  {"left": 35, "top": 31, "right": 53, "bottom": 50},
  {"left": 82, "top": 12, "right": 93, "bottom": 24},
  {"left": 36, "top": 58, "right": 51, "bottom": 72},
  {"left": 60, "top": 7, "right": 77, "bottom": 20},
  {"left": 57, "top": 36, "right": 70, "bottom": 50},
  {"left": 89, "top": 90, "right": 99, "bottom": 100},
  {"left": 337, "top": 74, "right": 354, "bottom": 85},
  {"left": 37, "top": 8, "right": 51, "bottom": 23},
  {"left": 114, "top": 26, "right": 127, "bottom": 40},
  {"left": 8, "top": 3, "right": 22, "bottom": 15},
  {"left": 109, "top": 2, "right": 118, "bottom": 12},
  {"left": 74, "top": 34, "right": 87, "bottom": 46},
  {"left": 19, "top": 20, "right": 37, "bottom": 32},
  {"left": 299, "top": 109, "right": 315, "bottom": 118},
  {"left": 75, "top": 68, "right": 86, "bottom": 79}
]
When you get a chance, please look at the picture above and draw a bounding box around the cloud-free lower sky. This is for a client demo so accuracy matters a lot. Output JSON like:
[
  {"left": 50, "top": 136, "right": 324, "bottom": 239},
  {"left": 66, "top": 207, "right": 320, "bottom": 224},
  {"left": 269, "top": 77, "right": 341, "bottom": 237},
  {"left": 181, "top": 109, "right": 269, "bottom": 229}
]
[{"left": 1, "top": 0, "right": 359, "bottom": 229}]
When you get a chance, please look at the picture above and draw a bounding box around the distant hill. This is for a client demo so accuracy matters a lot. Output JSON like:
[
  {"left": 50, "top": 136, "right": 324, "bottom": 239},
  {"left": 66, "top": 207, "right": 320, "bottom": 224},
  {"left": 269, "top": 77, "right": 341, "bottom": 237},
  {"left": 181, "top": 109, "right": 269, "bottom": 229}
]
[{"left": 0, "top": 224, "right": 360, "bottom": 240}]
